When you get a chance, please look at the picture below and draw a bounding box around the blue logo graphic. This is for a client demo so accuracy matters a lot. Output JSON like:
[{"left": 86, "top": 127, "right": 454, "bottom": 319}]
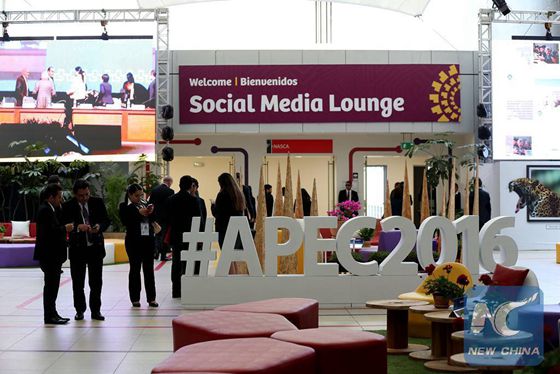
[{"left": 463, "top": 285, "right": 543, "bottom": 367}]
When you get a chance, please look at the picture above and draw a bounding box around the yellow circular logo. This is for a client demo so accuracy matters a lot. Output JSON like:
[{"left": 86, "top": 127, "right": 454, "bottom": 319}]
[{"left": 429, "top": 65, "right": 461, "bottom": 122}]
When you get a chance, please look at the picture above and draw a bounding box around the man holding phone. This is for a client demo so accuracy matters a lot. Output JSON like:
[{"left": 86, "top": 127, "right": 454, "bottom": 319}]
[{"left": 63, "top": 179, "right": 110, "bottom": 321}]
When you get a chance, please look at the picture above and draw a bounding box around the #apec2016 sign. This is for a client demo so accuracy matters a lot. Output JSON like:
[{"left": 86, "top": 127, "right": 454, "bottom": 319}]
[{"left": 179, "top": 64, "right": 461, "bottom": 124}]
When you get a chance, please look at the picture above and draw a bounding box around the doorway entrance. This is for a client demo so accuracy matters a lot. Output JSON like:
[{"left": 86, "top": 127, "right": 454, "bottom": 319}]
[
  {"left": 169, "top": 156, "right": 235, "bottom": 214},
  {"left": 264, "top": 155, "right": 335, "bottom": 216},
  {"left": 364, "top": 165, "right": 386, "bottom": 218}
]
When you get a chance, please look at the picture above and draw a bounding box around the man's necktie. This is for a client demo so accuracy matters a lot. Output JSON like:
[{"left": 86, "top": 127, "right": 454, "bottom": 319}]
[{"left": 82, "top": 204, "right": 91, "bottom": 244}]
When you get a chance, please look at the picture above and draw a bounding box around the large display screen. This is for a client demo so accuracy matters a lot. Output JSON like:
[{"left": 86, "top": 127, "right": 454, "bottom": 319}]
[
  {"left": 492, "top": 39, "right": 560, "bottom": 160},
  {"left": 0, "top": 39, "right": 156, "bottom": 162}
]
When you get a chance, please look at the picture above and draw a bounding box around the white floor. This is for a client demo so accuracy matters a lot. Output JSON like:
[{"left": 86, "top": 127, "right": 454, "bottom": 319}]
[{"left": 0, "top": 250, "right": 557, "bottom": 373}]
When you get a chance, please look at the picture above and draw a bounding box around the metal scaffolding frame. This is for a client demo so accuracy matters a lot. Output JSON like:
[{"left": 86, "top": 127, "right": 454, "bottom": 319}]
[
  {"left": 478, "top": 8, "right": 560, "bottom": 160},
  {"left": 1, "top": 8, "right": 170, "bottom": 164}
]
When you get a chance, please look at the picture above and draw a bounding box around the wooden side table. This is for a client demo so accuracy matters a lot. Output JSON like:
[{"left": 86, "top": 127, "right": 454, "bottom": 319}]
[
  {"left": 422, "top": 311, "right": 475, "bottom": 372},
  {"left": 408, "top": 305, "right": 447, "bottom": 361},
  {"left": 366, "top": 299, "right": 430, "bottom": 354}
]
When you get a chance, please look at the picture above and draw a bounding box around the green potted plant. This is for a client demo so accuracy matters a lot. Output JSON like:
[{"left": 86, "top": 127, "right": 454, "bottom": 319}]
[
  {"left": 357, "top": 227, "right": 374, "bottom": 247},
  {"left": 424, "top": 264, "right": 467, "bottom": 308},
  {"left": 0, "top": 223, "right": 5, "bottom": 239}
]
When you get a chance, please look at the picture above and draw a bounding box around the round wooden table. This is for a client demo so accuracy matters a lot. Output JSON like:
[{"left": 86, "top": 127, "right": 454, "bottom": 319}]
[
  {"left": 408, "top": 306, "right": 449, "bottom": 361},
  {"left": 421, "top": 311, "right": 473, "bottom": 372},
  {"left": 366, "top": 299, "right": 430, "bottom": 354}
]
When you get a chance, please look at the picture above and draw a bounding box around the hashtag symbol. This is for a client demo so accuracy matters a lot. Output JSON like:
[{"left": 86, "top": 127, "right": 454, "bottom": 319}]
[{"left": 182, "top": 217, "right": 218, "bottom": 276}]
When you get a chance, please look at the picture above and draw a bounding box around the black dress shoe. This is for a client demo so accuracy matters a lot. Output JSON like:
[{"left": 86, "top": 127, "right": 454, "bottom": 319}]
[
  {"left": 91, "top": 313, "right": 105, "bottom": 321},
  {"left": 74, "top": 312, "right": 84, "bottom": 321},
  {"left": 132, "top": 301, "right": 141, "bottom": 307},
  {"left": 148, "top": 301, "right": 159, "bottom": 308},
  {"left": 44, "top": 317, "right": 69, "bottom": 325}
]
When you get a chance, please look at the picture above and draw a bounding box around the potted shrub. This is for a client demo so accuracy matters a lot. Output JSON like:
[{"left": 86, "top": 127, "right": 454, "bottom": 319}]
[
  {"left": 424, "top": 264, "right": 468, "bottom": 308},
  {"left": 0, "top": 223, "right": 5, "bottom": 239},
  {"left": 357, "top": 227, "right": 374, "bottom": 247}
]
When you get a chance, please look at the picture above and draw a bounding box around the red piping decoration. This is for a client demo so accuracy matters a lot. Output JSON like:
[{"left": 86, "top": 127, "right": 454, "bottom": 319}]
[{"left": 348, "top": 146, "right": 402, "bottom": 182}]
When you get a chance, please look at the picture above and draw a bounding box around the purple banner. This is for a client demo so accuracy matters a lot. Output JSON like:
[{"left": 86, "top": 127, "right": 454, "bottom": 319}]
[{"left": 179, "top": 64, "right": 461, "bottom": 124}]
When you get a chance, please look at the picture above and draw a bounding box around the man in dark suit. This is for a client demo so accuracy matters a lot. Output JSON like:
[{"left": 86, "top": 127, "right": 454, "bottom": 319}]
[
  {"left": 338, "top": 181, "right": 359, "bottom": 203},
  {"left": 149, "top": 176, "right": 174, "bottom": 261},
  {"left": 15, "top": 68, "right": 30, "bottom": 106},
  {"left": 164, "top": 176, "right": 201, "bottom": 298},
  {"left": 191, "top": 178, "right": 207, "bottom": 276},
  {"left": 265, "top": 184, "right": 273, "bottom": 217},
  {"left": 469, "top": 178, "right": 492, "bottom": 229},
  {"left": 34, "top": 183, "right": 74, "bottom": 325},
  {"left": 63, "top": 179, "right": 110, "bottom": 321}
]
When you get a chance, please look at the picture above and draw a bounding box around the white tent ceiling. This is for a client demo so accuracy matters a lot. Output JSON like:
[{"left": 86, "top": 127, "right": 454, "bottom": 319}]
[
  {"left": 137, "top": 0, "right": 431, "bottom": 16},
  {"left": 3, "top": 0, "right": 431, "bottom": 17}
]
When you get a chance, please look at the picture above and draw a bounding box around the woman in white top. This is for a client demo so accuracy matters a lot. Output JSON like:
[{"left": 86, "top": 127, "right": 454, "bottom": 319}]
[{"left": 67, "top": 66, "right": 87, "bottom": 107}]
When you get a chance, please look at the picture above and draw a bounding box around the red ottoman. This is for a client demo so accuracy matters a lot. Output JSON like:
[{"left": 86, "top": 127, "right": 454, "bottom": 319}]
[
  {"left": 152, "top": 337, "right": 316, "bottom": 374},
  {"left": 272, "top": 328, "right": 387, "bottom": 374},
  {"left": 216, "top": 298, "right": 319, "bottom": 329},
  {"left": 172, "top": 311, "right": 298, "bottom": 351}
]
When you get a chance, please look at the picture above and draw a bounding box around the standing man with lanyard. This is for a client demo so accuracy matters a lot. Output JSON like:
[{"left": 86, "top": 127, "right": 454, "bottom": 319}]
[
  {"left": 63, "top": 179, "right": 110, "bottom": 321},
  {"left": 34, "top": 183, "right": 73, "bottom": 324}
]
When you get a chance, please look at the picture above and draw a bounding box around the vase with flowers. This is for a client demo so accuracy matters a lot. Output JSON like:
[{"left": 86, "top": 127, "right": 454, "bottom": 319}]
[
  {"left": 327, "top": 200, "right": 362, "bottom": 236},
  {"left": 424, "top": 264, "right": 469, "bottom": 308}
]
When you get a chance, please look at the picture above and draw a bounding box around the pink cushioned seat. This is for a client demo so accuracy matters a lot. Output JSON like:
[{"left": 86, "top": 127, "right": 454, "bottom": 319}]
[
  {"left": 152, "top": 337, "right": 315, "bottom": 374},
  {"left": 172, "top": 311, "right": 297, "bottom": 351},
  {"left": 272, "top": 328, "right": 387, "bottom": 374},
  {"left": 215, "top": 298, "right": 319, "bottom": 329}
]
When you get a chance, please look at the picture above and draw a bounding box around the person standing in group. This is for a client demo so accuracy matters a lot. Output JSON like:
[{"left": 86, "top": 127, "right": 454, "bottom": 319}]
[
  {"left": 191, "top": 178, "right": 207, "bottom": 224},
  {"left": 63, "top": 180, "right": 110, "bottom": 321},
  {"left": 454, "top": 183, "right": 462, "bottom": 214},
  {"left": 98, "top": 74, "right": 114, "bottom": 105},
  {"left": 33, "top": 71, "right": 56, "bottom": 108},
  {"left": 212, "top": 173, "right": 246, "bottom": 274},
  {"left": 119, "top": 184, "right": 160, "bottom": 308},
  {"left": 469, "top": 178, "right": 492, "bottom": 229},
  {"left": 301, "top": 188, "right": 312, "bottom": 216},
  {"left": 390, "top": 182, "right": 403, "bottom": 216},
  {"left": 146, "top": 69, "right": 156, "bottom": 108},
  {"left": 164, "top": 176, "right": 201, "bottom": 298},
  {"left": 338, "top": 181, "right": 359, "bottom": 203},
  {"left": 47, "top": 66, "right": 57, "bottom": 101},
  {"left": 15, "top": 68, "right": 30, "bottom": 106},
  {"left": 148, "top": 176, "right": 174, "bottom": 261},
  {"left": 67, "top": 66, "right": 87, "bottom": 107},
  {"left": 34, "top": 183, "right": 73, "bottom": 324},
  {"left": 264, "top": 184, "right": 273, "bottom": 217},
  {"left": 190, "top": 178, "right": 207, "bottom": 275}
]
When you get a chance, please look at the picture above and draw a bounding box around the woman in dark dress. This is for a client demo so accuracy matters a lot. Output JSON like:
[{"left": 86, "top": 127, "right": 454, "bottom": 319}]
[
  {"left": 119, "top": 184, "right": 159, "bottom": 308},
  {"left": 211, "top": 173, "right": 246, "bottom": 274}
]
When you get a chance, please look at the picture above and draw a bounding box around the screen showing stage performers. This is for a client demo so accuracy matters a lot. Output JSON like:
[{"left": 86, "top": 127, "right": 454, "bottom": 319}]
[
  {"left": 492, "top": 39, "right": 560, "bottom": 160},
  {"left": 0, "top": 39, "right": 156, "bottom": 162}
]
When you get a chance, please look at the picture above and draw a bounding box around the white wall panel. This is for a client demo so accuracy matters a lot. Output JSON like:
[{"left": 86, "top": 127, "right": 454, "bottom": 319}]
[
  {"left": 258, "top": 51, "right": 303, "bottom": 64},
  {"left": 388, "top": 50, "right": 431, "bottom": 64},
  {"left": 346, "top": 123, "right": 390, "bottom": 133},
  {"left": 302, "top": 50, "right": 346, "bottom": 64},
  {"left": 345, "top": 50, "right": 390, "bottom": 64},
  {"left": 215, "top": 50, "right": 260, "bottom": 65}
]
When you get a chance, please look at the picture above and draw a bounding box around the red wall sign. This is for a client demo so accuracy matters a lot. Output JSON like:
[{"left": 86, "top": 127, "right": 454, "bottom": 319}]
[
  {"left": 267, "top": 139, "right": 333, "bottom": 154},
  {"left": 179, "top": 64, "right": 461, "bottom": 124}
]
